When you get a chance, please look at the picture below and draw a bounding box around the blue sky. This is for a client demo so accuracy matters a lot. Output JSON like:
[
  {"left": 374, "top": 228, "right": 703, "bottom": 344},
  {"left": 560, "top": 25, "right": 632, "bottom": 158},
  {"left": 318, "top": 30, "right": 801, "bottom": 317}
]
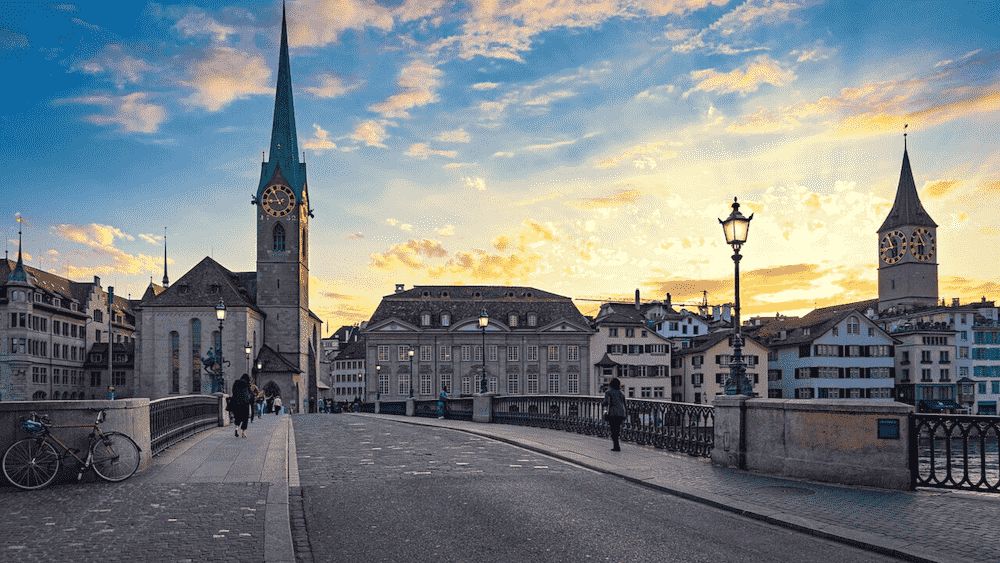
[{"left": 3, "top": 0, "right": 999, "bottom": 330}]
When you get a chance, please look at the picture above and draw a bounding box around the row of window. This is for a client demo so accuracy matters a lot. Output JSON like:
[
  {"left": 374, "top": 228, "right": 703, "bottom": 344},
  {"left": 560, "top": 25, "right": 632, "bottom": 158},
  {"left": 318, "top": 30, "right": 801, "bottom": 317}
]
[
  {"left": 168, "top": 322, "right": 222, "bottom": 394},
  {"left": 27, "top": 367, "right": 121, "bottom": 387},
  {"left": 977, "top": 381, "right": 1000, "bottom": 394},
  {"left": 335, "top": 373, "right": 362, "bottom": 383},
  {"left": 794, "top": 367, "right": 894, "bottom": 379},
  {"left": 973, "top": 331, "right": 1000, "bottom": 344},
  {"left": 973, "top": 366, "right": 1000, "bottom": 377},
  {"left": 334, "top": 360, "right": 363, "bottom": 370},
  {"left": 690, "top": 372, "right": 761, "bottom": 387},
  {"left": 7, "top": 290, "right": 80, "bottom": 311},
  {"left": 898, "top": 368, "right": 951, "bottom": 382},
  {"left": 606, "top": 344, "right": 669, "bottom": 355},
  {"left": 814, "top": 344, "right": 893, "bottom": 357},
  {"left": 377, "top": 372, "right": 581, "bottom": 396},
  {"left": 377, "top": 344, "right": 580, "bottom": 363},
  {"left": 417, "top": 312, "right": 541, "bottom": 328},
  {"left": 789, "top": 387, "right": 894, "bottom": 399},
  {"left": 688, "top": 354, "right": 760, "bottom": 367},
  {"left": 606, "top": 328, "right": 649, "bottom": 338},
  {"left": 599, "top": 365, "right": 669, "bottom": 377}
]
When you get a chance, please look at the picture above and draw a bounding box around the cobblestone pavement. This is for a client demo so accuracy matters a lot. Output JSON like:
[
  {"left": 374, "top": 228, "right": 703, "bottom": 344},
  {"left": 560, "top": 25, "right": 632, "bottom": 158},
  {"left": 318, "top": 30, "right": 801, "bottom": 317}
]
[
  {"left": 1, "top": 413, "right": 292, "bottom": 563},
  {"left": 355, "top": 413, "right": 999, "bottom": 563},
  {"left": 291, "top": 414, "right": 905, "bottom": 563},
  {"left": 0, "top": 481, "right": 267, "bottom": 563}
]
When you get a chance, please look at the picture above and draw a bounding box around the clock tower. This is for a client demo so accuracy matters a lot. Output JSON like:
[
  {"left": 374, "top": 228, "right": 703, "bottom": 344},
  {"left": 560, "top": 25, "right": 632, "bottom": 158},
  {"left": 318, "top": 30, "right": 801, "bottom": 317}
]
[
  {"left": 254, "top": 3, "right": 319, "bottom": 407},
  {"left": 877, "top": 140, "right": 938, "bottom": 312}
]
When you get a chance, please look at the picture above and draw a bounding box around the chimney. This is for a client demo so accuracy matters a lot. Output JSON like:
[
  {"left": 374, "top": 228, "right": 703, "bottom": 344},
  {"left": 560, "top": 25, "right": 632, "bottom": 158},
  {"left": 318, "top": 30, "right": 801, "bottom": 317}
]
[
  {"left": 395, "top": 283, "right": 405, "bottom": 293},
  {"left": 952, "top": 298, "right": 960, "bottom": 307},
  {"left": 712, "top": 305, "right": 720, "bottom": 321},
  {"left": 635, "top": 289, "right": 640, "bottom": 310},
  {"left": 666, "top": 293, "right": 671, "bottom": 308},
  {"left": 94, "top": 276, "right": 101, "bottom": 287},
  {"left": 780, "top": 329, "right": 787, "bottom": 340}
]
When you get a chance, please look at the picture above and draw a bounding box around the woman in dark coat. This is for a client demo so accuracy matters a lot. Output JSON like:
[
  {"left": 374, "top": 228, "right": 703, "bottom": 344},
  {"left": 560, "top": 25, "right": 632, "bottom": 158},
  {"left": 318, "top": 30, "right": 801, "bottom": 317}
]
[
  {"left": 602, "top": 377, "right": 627, "bottom": 451},
  {"left": 231, "top": 374, "right": 253, "bottom": 438}
]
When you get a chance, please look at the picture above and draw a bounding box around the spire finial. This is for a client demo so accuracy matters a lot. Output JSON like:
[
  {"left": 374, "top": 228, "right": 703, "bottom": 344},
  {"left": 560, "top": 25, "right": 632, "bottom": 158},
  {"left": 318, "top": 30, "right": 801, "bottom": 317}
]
[
  {"left": 904, "top": 123, "right": 908, "bottom": 150},
  {"left": 162, "top": 227, "right": 169, "bottom": 288},
  {"left": 15, "top": 213, "right": 23, "bottom": 264}
]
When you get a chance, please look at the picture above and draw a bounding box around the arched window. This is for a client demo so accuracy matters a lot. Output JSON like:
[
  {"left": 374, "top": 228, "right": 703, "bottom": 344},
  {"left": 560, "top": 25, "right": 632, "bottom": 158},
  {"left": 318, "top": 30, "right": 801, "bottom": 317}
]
[
  {"left": 847, "top": 316, "right": 860, "bottom": 335},
  {"left": 273, "top": 223, "right": 286, "bottom": 251},
  {"left": 33, "top": 391, "right": 47, "bottom": 400},
  {"left": 191, "top": 319, "right": 202, "bottom": 393},
  {"left": 302, "top": 228, "right": 307, "bottom": 258},
  {"left": 170, "top": 331, "right": 180, "bottom": 394}
]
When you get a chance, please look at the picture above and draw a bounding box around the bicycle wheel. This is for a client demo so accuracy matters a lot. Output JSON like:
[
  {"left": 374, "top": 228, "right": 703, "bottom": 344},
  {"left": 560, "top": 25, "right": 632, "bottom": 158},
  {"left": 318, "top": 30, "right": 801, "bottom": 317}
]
[
  {"left": 90, "top": 432, "right": 140, "bottom": 482},
  {"left": 3, "top": 438, "right": 60, "bottom": 490}
]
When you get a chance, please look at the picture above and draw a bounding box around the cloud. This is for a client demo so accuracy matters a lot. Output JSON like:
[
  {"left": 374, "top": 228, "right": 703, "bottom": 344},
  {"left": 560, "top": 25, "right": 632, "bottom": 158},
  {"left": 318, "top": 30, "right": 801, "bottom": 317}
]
[
  {"left": 288, "top": 0, "right": 444, "bottom": 47},
  {"left": 69, "top": 45, "right": 154, "bottom": 89},
  {"left": 923, "top": 179, "right": 961, "bottom": 199},
  {"left": 52, "top": 223, "right": 168, "bottom": 278},
  {"left": 594, "top": 142, "right": 678, "bottom": 169},
  {"left": 303, "top": 123, "right": 337, "bottom": 151},
  {"left": 139, "top": 233, "right": 161, "bottom": 245},
  {"left": 443, "top": 162, "right": 471, "bottom": 169},
  {"left": 524, "top": 139, "right": 577, "bottom": 151},
  {"left": 493, "top": 151, "right": 515, "bottom": 158},
  {"left": 635, "top": 84, "right": 676, "bottom": 101},
  {"left": 686, "top": 55, "right": 796, "bottom": 97},
  {"left": 304, "top": 74, "right": 364, "bottom": 98},
  {"left": 347, "top": 233, "right": 364, "bottom": 240},
  {"left": 566, "top": 189, "right": 643, "bottom": 209},
  {"left": 57, "top": 92, "right": 167, "bottom": 134},
  {"left": 180, "top": 47, "right": 272, "bottom": 111},
  {"left": 472, "top": 82, "right": 501, "bottom": 90},
  {"left": 71, "top": 17, "right": 102, "bottom": 31},
  {"left": 368, "top": 59, "right": 443, "bottom": 118},
  {"left": 524, "top": 90, "right": 576, "bottom": 106},
  {"left": 404, "top": 142, "right": 457, "bottom": 159},
  {"left": 369, "top": 238, "right": 448, "bottom": 269},
  {"left": 386, "top": 218, "right": 413, "bottom": 231},
  {"left": 350, "top": 119, "right": 389, "bottom": 148},
  {"left": 462, "top": 177, "right": 487, "bottom": 191},
  {"left": 437, "top": 224, "right": 455, "bottom": 237},
  {"left": 433, "top": 128, "right": 471, "bottom": 143},
  {"left": 174, "top": 8, "right": 235, "bottom": 43},
  {"left": 671, "top": 0, "right": 803, "bottom": 54}
]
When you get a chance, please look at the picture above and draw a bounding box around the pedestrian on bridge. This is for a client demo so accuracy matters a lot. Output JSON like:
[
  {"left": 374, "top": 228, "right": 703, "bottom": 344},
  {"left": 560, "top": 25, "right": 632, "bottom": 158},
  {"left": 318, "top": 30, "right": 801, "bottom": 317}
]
[
  {"left": 439, "top": 386, "right": 448, "bottom": 419},
  {"left": 231, "top": 374, "right": 253, "bottom": 438},
  {"left": 273, "top": 396, "right": 282, "bottom": 416},
  {"left": 603, "top": 377, "right": 627, "bottom": 452}
]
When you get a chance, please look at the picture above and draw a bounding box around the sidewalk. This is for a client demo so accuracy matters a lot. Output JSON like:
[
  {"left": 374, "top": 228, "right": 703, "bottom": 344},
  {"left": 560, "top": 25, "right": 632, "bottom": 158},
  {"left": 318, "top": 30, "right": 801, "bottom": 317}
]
[
  {"left": 0, "top": 411, "right": 297, "bottom": 563},
  {"left": 355, "top": 412, "right": 998, "bottom": 563}
]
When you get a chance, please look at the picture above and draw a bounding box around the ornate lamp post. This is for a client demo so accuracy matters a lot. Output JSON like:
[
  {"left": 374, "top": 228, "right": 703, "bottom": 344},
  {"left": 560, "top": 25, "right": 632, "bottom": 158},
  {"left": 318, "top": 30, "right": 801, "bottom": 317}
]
[
  {"left": 376, "top": 364, "right": 381, "bottom": 400},
  {"left": 407, "top": 346, "right": 414, "bottom": 398},
  {"left": 245, "top": 342, "right": 252, "bottom": 380},
  {"left": 719, "top": 197, "right": 754, "bottom": 396},
  {"left": 479, "top": 308, "right": 489, "bottom": 394},
  {"left": 215, "top": 299, "right": 227, "bottom": 393}
]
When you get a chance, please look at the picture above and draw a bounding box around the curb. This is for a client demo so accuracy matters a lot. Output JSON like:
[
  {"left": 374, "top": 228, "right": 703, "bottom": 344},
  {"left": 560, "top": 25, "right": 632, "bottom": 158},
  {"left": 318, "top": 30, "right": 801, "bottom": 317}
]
[{"left": 354, "top": 413, "right": 953, "bottom": 563}]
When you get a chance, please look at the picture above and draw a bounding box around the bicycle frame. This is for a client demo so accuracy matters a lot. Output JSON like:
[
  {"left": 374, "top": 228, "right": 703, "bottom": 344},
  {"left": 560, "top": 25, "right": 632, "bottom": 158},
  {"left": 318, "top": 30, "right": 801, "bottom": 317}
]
[{"left": 29, "top": 411, "right": 115, "bottom": 477}]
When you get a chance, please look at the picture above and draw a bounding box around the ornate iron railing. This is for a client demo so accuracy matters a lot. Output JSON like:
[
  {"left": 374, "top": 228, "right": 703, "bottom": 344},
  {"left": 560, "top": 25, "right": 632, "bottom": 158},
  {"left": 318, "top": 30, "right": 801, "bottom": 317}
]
[
  {"left": 150, "top": 395, "right": 220, "bottom": 456},
  {"left": 359, "top": 402, "right": 375, "bottom": 413},
  {"left": 414, "top": 400, "right": 442, "bottom": 418},
  {"left": 910, "top": 413, "right": 1000, "bottom": 493},
  {"left": 492, "top": 395, "right": 714, "bottom": 457},
  {"left": 445, "top": 398, "right": 474, "bottom": 421},
  {"left": 379, "top": 401, "right": 407, "bottom": 416}
]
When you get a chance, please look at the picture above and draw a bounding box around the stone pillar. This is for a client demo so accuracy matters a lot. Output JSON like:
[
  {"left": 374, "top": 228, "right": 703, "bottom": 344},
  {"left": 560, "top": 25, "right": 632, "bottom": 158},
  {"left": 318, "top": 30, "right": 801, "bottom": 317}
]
[
  {"left": 375, "top": 400, "right": 380, "bottom": 415},
  {"left": 217, "top": 393, "right": 229, "bottom": 427},
  {"left": 406, "top": 398, "right": 415, "bottom": 416},
  {"left": 473, "top": 394, "right": 492, "bottom": 423},
  {"left": 711, "top": 394, "right": 748, "bottom": 470}
]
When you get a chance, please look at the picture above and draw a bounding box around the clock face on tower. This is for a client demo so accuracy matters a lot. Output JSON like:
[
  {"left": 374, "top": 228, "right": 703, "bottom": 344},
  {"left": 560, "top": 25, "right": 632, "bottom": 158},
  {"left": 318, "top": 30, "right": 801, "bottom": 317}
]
[
  {"left": 909, "top": 228, "right": 935, "bottom": 261},
  {"left": 262, "top": 185, "right": 295, "bottom": 217},
  {"left": 880, "top": 230, "right": 907, "bottom": 264}
]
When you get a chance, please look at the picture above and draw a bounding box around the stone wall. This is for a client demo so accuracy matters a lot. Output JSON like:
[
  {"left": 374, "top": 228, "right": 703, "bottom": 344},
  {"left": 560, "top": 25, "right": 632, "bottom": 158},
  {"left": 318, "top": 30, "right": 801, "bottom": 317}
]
[{"left": 712, "top": 396, "right": 912, "bottom": 490}]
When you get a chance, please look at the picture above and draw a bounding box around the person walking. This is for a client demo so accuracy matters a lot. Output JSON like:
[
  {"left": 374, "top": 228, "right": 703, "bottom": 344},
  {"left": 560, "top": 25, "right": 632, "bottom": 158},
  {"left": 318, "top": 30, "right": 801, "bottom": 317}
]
[
  {"left": 602, "top": 377, "right": 627, "bottom": 452},
  {"left": 438, "top": 385, "right": 448, "bottom": 419},
  {"left": 273, "top": 395, "right": 282, "bottom": 416},
  {"left": 256, "top": 392, "right": 265, "bottom": 419},
  {"left": 248, "top": 381, "right": 259, "bottom": 424},
  {"left": 231, "top": 374, "right": 253, "bottom": 438}
]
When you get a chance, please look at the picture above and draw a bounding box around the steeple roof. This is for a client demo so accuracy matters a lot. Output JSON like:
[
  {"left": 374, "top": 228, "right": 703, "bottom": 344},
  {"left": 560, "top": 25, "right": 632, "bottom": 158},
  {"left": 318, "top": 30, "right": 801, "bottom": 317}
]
[
  {"left": 8, "top": 220, "right": 30, "bottom": 285},
  {"left": 878, "top": 147, "right": 937, "bottom": 232},
  {"left": 257, "top": 2, "right": 306, "bottom": 200}
]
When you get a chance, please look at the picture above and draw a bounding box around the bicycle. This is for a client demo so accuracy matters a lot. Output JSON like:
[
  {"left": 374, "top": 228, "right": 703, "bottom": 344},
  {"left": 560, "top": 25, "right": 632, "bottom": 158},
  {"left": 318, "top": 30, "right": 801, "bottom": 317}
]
[{"left": 2, "top": 408, "right": 141, "bottom": 490}]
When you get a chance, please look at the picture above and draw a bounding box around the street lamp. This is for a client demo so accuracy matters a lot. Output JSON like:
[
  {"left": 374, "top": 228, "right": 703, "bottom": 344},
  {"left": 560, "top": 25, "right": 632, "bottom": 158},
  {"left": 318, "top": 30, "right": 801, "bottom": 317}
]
[
  {"left": 245, "top": 342, "right": 252, "bottom": 380},
  {"left": 407, "top": 346, "right": 414, "bottom": 398},
  {"left": 719, "top": 197, "right": 754, "bottom": 396},
  {"left": 376, "top": 364, "right": 381, "bottom": 401},
  {"left": 215, "top": 299, "right": 227, "bottom": 393},
  {"left": 479, "top": 308, "right": 489, "bottom": 394}
]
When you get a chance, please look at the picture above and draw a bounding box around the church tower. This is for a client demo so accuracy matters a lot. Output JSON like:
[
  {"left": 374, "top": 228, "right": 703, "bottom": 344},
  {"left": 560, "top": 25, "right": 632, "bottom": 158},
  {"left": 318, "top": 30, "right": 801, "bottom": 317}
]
[
  {"left": 255, "top": 4, "right": 313, "bottom": 368},
  {"left": 877, "top": 139, "right": 938, "bottom": 312}
]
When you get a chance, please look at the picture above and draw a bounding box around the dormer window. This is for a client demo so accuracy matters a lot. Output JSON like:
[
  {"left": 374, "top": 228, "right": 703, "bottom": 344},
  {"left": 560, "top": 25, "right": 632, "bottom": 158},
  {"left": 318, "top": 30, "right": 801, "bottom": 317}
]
[
  {"left": 527, "top": 313, "right": 537, "bottom": 327},
  {"left": 507, "top": 291, "right": 515, "bottom": 298},
  {"left": 53, "top": 298, "right": 60, "bottom": 308},
  {"left": 509, "top": 314, "right": 518, "bottom": 327},
  {"left": 178, "top": 285, "right": 190, "bottom": 294},
  {"left": 473, "top": 291, "right": 482, "bottom": 298},
  {"left": 210, "top": 284, "right": 221, "bottom": 294},
  {"left": 422, "top": 291, "right": 430, "bottom": 297},
  {"left": 441, "top": 291, "right": 450, "bottom": 298},
  {"left": 421, "top": 313, "right": 431, "bottom": 326},
  {"left": 441, "top": 313, "right": 451, "bottom": 326},
  {"left": 34, "top": 293, "right": 41, "bottom": 302}
]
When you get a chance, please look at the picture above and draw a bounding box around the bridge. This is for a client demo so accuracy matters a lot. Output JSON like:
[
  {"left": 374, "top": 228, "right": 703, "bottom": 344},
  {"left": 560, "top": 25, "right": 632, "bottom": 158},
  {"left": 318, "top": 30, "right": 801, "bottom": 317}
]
[{"left": 0, "top": 397, "right": 997, "bottom": 562}]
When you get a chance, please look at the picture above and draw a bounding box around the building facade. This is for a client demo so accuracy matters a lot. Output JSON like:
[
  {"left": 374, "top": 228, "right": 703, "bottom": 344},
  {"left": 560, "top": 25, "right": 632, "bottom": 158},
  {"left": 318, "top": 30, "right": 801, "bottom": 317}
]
[
  {"left": 589, "top": 300, "right": 672, "bottom": 397},
  {"left": 672, "top": 331, "right": 769, "bottom": 404},
  {"left": 362, "top": 285, "right": 593, "bottom": 400}
]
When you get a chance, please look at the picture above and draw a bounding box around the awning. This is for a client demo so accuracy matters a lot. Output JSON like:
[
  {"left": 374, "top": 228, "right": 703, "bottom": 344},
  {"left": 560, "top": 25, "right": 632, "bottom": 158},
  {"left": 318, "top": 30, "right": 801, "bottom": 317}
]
[
  {"left": 317, "top": 381, "right": 330, "bottom": 390},
  {"left": 595, "top": 353, "right": 620, "bottom": 367}
]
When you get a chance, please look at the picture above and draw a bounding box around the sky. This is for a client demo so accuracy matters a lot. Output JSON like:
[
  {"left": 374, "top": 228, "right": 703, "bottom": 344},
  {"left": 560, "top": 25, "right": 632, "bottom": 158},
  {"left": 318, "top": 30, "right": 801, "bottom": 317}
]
[{"left": 2, "top": 0, "right": 999, "bottom": 333}]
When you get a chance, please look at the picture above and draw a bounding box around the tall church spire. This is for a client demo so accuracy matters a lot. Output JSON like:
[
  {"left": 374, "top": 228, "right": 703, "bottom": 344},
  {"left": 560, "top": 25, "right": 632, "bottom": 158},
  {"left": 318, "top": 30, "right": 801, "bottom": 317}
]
[
  {"left": 877, "top": 137, "right": 937, "bottom": 232},
  {"left": 257, "top": 1, "right": 304, "bottom": 199},
  {"left": 9, "top": 215, "right": 29, "bottom": 283},
  {"left": 161, "top": 227, "right": 169, "bottom": 288}
]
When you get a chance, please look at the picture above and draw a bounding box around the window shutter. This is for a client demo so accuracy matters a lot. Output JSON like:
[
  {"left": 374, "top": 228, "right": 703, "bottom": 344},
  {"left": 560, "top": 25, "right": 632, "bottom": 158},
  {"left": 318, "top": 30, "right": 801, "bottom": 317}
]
[
  {"left": 838, "top": 367, "right": 844, "bottom": 378},
  {"left": 715, "top": 355, "right": 721, "bottom": 364},
  {"left": 889, "top": 367, "right": 895, "bottom": 378},
  {"left": 888, "top": 346, "right": 894, "bottom": 356},
  {"left": 799, "top": 345, "right": 810, "bottom": 357},
  {"left": 810, "top": 367, "right": 819, "bottom": 378},
  {"left": 607, "top": 344, "right": 614, "bottom": 354},
  {"left": 838, "top": 345, "right": 845, "bottom": 357}
]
